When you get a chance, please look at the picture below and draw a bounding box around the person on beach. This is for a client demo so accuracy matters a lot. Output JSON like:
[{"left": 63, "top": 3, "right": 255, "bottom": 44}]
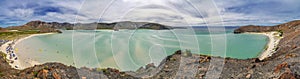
[
  {"left": 6, "top": 47, "right": 9, "bottom": 51},
  {"left": 6, "top": 46, "right": 11, "bottom": 53},
  {"left": 12, "top": 53, "right": 15, "bottom": 57},
  {"left": 9, "top": 53, "right": 13, "bottom": 59}
]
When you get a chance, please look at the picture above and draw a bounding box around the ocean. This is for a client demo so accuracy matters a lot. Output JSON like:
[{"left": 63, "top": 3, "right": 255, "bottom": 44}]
[{"left": 15, "top": 27, "right": 268, "bottom": 71}]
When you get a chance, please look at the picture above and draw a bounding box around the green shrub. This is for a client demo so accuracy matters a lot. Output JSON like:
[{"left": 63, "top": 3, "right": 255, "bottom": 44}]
[
  {"left": 96, "top": 68, "right": 102, "bottom": 72},
  {"left": 170, "top": 58, "right": 176, "bottom": 61},
  {"left": 43, "top": 66, "right": 49, "bottom": 69},
  {"left": 33, "top": 71, "right": 38, "bottom": 77},
  {"left": 0, "top": 72, "right": 3, "bottom": 77}
]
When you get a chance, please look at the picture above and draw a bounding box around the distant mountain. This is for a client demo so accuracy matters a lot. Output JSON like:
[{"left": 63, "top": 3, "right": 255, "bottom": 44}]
[
  {"left": 6, "top": 20, "right": 172, "bottom": 32},
  {"left": 6, "top": 21, "right": 73, "bottom": 32}
]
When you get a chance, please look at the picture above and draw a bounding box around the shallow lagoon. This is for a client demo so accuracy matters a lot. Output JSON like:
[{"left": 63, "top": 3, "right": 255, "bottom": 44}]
[{"left": 15, "top": 28, "right": 267, "bottom": 71}]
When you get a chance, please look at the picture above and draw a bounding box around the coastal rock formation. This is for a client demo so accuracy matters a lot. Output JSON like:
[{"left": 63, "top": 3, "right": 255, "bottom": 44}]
[
  {"left": 0, "top": 57, "right": 138, "bottom": 79},
  {"left": 234, "top": 20, "right": 300, "bottom": 34},
  {"left": 234, "top": 20, "right": 300, "bottom": 60},
  {"left": 6, "top": 21, "right": 172, "bottom": 33},
  {"left": 233, "top": 25, "right": 277, "bottom": 33},
  {"left": 232, "top": 20, "right": 300, "bottom": 78}
]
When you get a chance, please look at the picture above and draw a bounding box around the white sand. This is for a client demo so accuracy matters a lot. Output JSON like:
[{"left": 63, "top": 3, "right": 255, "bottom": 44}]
[
  {"left": 246, "top": 32, "right": 282, "bottom": 60},
  {"left": 0, "top": 33, "right": 55, "bottom": 69}
]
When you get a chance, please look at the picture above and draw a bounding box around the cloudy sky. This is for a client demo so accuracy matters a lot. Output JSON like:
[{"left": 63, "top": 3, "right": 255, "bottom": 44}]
[{"left": 0, "top": 0, "right": 299, "bottom": 27}]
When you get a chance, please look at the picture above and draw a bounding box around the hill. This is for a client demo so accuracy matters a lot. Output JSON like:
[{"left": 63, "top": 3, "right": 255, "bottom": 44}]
[{"left": 6, "top": 21, "right": 172, "bottom": 33}]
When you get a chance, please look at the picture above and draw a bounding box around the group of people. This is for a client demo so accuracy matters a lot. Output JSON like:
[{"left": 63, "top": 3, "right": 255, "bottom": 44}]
[
  {"left": 0, "top": 40, "right": 9, "bottom": 45},
  {"left": 5, "top": 41, "right": 19, "bottom": 68}
]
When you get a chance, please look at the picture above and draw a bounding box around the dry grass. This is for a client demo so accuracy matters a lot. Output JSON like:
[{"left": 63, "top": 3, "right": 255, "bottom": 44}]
[{"left": 0, "top": 30, "right": 40, "bottom": 40}]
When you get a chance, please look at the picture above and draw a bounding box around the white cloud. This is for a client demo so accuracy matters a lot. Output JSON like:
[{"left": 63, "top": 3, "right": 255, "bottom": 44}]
[
  {"left": 74, "top": 0, "right": 222, "bottom": 26},
  {"left": 9, "top": 8, "right": 34, "bottom": 19},
  {"left": 0, "top": 0, "right": 300, "bottom": 27}
]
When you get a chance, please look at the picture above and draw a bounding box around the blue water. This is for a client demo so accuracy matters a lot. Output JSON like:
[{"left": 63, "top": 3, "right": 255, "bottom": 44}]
[{"left": 15, "top": 27, "right": 268, "bottom": 71}]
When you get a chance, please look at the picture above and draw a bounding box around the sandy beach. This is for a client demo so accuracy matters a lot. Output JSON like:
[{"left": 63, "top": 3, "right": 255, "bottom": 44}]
[
  {"left": 0, "top": 33, "right": 55, "bottom": 69},
  {"left": 246, "top": 32, "right": 283, "bottom": 60}
]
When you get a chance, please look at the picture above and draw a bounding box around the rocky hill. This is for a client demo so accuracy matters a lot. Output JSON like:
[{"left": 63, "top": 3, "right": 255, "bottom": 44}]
[
  {"left": 6, "top": 21, "right": 172, "bottom": 32},
  {"left": 234, "top": 20, "right": 300, "bottom": 34},
  {"left": 6, "top": 21, "right": 73, "bottom": 33}
]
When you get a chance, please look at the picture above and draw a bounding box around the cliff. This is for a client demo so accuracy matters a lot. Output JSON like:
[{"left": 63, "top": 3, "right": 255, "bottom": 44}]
[{"left": 6, "top": 21, "right": 172, "bottom": 33}]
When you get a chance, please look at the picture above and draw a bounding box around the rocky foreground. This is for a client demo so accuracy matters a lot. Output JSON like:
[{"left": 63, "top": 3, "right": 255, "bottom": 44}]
[{"left": 1, "top": 20, "right": 300, "bottom": 79}]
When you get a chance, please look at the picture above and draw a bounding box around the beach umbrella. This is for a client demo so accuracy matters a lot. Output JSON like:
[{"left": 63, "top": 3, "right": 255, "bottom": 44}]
[{"left": 15, "top": 48, "right": 18, "bottom": 52}]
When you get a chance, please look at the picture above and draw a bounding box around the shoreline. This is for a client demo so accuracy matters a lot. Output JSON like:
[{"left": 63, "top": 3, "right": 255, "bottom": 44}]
[
  {"left": 0, "top": 31, "right": 281, "bottom": 69},
  {"left": 245, "top": 32, "right": 282, "bottom": 60},
  {"left": 0, "top": 33, "right": 56, "bottom": 69}
]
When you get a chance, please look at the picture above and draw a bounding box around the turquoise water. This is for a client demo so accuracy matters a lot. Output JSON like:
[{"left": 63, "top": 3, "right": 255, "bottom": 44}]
[{"left": 15, "top": 28, "right": 267, "bottom": 71}]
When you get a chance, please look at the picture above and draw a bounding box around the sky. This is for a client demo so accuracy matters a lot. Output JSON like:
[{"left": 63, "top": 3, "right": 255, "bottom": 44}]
[{"left": 0, "top": 0, "right": 300, "bottom": 27}]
